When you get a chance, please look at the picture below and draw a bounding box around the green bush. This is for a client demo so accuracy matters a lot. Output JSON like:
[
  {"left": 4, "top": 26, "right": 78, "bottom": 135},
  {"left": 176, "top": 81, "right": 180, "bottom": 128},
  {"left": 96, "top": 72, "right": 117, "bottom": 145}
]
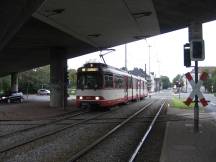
[{"left": 68, "top": 88, "right": 76, "bottom": 95}]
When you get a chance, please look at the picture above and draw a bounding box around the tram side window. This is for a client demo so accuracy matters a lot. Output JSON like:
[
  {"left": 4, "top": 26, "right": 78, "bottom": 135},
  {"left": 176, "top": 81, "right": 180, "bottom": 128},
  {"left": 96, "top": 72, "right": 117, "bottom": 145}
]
[
  {"left": 135, "top": 79, "right": 138, "bottom": 89},
  {"left": 104, "top": 74, "right": 113, "bottom": 88},
  {"left": 128, "top": 77, "right": 132, "bottom": 88},
  {"left": 132, "top": 78, "right": 136, "bottom": 89},
  {"left": 114, "top": 76, "right": 124, "bottom": 88}
]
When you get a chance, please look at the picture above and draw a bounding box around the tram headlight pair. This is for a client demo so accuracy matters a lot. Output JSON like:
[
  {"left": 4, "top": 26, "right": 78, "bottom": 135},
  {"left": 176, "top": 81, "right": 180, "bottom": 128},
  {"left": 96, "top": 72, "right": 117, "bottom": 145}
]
[{"left": 79, "top": 96, "right": 100, "bottom": 100}]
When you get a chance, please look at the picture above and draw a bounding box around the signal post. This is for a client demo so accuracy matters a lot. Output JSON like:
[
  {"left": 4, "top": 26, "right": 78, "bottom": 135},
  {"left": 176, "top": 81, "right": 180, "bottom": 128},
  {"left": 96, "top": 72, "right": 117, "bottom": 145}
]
[{"left": 185, "top": 22, "right": 206, "bottom": 132}]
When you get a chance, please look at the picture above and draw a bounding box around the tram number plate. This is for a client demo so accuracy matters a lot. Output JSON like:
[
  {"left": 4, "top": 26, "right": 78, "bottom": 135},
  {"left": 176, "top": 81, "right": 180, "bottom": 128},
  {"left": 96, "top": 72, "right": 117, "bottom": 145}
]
[{"left": 81, "top": 102, "right": 89, "bottom": 107}]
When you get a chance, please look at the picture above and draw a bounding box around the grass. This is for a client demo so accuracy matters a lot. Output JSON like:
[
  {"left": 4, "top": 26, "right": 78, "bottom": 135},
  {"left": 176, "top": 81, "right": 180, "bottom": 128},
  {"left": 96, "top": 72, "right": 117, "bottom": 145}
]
[
  {"left": 171, "top": 97, "right": 197, "bottom": 109},
  {"left": 171, "top": 97, "right": 193, "bottom": 109}
]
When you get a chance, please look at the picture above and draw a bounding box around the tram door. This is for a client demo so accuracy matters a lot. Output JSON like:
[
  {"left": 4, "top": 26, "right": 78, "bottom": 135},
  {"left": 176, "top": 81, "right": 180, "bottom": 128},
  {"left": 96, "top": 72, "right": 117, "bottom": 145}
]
[
  {"left": 138, "top": 80, "right": 141, "bottom": 100},
  {"left": 124, "top": 76, "right": 128, "bottom": 102},
  {"left": 136, "top": 80, "right": 138, "bottom": 100}
]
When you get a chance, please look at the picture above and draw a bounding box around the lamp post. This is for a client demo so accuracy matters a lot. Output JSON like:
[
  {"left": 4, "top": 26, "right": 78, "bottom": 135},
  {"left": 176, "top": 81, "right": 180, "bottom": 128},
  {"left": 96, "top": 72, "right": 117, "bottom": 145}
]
[
  {"left": 125, "top": 44, "right": 127, "bottom": 71},
  {"left": 148, "top": 45, "right": 151, "bottom": 75}
]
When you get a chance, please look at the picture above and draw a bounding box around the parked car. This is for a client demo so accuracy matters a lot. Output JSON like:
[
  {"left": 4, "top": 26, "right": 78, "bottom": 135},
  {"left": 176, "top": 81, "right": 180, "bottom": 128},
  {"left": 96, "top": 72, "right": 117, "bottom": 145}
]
[
  {"left": 37, "top": 89, "right": 50, "bottom": 95},
  {"left": 0, "top": 91, "right": 24, "bottom": 103}
]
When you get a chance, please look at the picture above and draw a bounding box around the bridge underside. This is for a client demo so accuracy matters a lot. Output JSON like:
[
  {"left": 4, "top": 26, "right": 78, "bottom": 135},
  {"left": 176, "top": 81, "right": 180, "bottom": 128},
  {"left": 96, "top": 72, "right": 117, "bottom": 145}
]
[
  {"left": 1, "top": 0, "right": 216, "bottom": 76},
  {"left": 1, "top": 0, "right": 216, "bottom": 107}
]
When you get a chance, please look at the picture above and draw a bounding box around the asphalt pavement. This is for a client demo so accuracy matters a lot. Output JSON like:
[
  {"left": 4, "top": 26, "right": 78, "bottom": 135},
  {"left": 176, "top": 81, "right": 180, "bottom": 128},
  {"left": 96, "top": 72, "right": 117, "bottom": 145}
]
[{"left": 152, "top": 90, "right": 216, "bottom": 162}]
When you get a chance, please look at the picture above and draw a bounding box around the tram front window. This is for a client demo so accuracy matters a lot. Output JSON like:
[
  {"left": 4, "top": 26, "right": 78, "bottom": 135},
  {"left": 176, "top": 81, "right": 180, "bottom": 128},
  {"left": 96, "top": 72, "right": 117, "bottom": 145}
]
[{"left": 77, "top": 73, "right": 102, "bottom": 89}]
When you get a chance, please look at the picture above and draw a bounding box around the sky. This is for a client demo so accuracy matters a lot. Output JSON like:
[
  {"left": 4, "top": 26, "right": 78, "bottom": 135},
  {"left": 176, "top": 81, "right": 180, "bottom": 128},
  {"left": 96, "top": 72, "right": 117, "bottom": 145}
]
[{"left": 68, "top": 20, "right": 216, "bottom": 81}]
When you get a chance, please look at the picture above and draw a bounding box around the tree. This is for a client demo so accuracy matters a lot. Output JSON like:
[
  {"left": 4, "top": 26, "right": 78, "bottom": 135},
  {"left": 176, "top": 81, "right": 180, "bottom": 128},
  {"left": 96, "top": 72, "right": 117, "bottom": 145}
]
[
  {"left": 0, "top": 66, "right": 78, "bottom": 94},
  {"left": 160, "top": 76, "right": 171, "bottom": 89},
  {"left": 0, "top": 75, "right": 10, "bottom": 92},
  {"left": 172, "top": 74, "right": 184, "bottom": 87},
  {"left": 19, "top": 65, "right": 50, "bottom": 93},
  {"left": 203, "top": 77, "right": 211, "bottom": 92},
  {"left": 68, "top": 69, "right": 77, "bottom": 88},
  {"left": 120, "top": 67, "right": 127, "bottom": 71},
  {"left": 128, "top": 67, "right": 146, "bottom": 78},
  {"left": 203, "top": 68, "right": 216, "bottom": 93}
]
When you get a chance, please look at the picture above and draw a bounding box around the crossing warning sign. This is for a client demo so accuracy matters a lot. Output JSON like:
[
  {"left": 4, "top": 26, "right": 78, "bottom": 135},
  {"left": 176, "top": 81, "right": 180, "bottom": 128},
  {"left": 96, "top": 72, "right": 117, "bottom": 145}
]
[{"left": 184, "top": 72, "right": 208, "bottom": 107}]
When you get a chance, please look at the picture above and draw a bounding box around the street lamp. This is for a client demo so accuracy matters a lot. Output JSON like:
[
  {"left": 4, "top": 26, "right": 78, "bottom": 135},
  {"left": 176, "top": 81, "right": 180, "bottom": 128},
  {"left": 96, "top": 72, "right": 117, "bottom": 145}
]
[
  {"left": 148, "top": 45, "right": 151, "bottom": 75},
  {"left": 125, "top": 44, "right": 127, "bottom": 71}
]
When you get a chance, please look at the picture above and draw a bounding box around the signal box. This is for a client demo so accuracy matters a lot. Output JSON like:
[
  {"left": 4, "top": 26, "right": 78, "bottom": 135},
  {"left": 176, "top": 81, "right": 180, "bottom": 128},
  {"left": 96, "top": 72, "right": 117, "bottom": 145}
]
[{"left": 190, "top": 39, "right": 205, "bottom": 61}]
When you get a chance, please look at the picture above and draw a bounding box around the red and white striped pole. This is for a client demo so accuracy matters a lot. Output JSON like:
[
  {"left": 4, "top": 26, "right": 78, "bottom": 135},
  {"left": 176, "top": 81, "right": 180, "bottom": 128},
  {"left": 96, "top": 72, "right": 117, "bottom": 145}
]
[
  {"left": 184, "top": 72, "right": 208, "bottom": 107},
  {"left": 184, "top": 72, "right": 195, "bottom": 106},
  {"left": 197, "top": 72, "right": 208, "bottom": 107}
]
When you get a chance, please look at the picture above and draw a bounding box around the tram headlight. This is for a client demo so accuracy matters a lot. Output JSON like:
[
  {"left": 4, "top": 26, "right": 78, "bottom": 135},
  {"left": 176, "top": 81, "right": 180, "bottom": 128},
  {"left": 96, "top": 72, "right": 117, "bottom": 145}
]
[
  {"left": 95, "top": 96, "right": 100, "bottom": 100},
  {"left": 79, "top": 96, "right": 83, "bottom": 100}
]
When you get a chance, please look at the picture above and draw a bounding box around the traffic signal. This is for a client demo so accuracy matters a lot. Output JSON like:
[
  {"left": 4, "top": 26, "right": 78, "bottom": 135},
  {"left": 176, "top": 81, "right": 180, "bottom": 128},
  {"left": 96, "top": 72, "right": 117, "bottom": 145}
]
[
  {"left": 184, "top": 43, "right": 191, "bottom": 67},
  {"left": 190, "top": 39, "right": 205, "bottom": 61}
]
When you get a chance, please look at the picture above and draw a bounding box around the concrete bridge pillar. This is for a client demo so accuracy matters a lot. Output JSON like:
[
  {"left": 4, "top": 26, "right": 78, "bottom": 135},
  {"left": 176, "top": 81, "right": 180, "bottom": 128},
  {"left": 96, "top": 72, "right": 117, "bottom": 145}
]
[
  {"left": 50, "top": 48, "right": 68, "bottom": 108},
  {"left": 11, "top": 72, "right": 18, "bottom": 92}
]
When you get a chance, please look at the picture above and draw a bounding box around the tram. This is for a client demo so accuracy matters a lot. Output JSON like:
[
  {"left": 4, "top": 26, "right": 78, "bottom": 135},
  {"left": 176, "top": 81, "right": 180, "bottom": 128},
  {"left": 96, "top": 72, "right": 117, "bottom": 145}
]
[{"left": 76, "top": 63, "right": 148, "bottom": 108}]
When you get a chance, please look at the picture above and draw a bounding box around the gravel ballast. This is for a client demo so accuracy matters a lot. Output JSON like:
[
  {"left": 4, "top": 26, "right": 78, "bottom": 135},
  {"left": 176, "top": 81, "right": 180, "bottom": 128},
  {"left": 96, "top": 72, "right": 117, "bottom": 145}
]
[{"left": 0, "top": 99, "right": 167, "bottom": 162}]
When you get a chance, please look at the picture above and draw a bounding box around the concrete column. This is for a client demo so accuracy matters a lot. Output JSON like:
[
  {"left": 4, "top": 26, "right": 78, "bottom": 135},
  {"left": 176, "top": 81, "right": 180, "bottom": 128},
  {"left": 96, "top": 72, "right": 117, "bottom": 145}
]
[
  {"left": 50, "top": 48, "right": 68, "bottom": 108},
  {"left": 11, "top": 72, "right": 18, "bottom": 92}
]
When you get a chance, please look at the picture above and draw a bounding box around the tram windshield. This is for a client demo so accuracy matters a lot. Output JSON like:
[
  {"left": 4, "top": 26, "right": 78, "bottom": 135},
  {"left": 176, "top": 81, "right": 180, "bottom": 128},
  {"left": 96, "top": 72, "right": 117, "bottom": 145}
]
[{"left": 77, "top": 73, "right": 102, "bottom": 89}]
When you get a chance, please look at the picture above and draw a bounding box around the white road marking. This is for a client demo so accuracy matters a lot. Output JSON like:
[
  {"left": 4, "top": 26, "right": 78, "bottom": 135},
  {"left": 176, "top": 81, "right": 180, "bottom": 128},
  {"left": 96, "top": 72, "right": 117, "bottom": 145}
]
[{"left": 210, "top": 102, "right": 216, "bottom": 106}]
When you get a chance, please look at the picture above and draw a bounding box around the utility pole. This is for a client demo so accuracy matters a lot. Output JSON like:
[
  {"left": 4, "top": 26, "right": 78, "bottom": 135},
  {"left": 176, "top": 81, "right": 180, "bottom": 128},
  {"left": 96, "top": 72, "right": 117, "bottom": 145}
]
[
  {"left": 145, "top": 64, "right": 147, "bottom": 80},
  {"left": 194, "top": 60, "right": 199, "bottom": 132},
  {"left": 125, "top": 44, "right": 127, "bottom": 71},
  {"left": 148, "top": 45, "right": 151, "bottom": 75},
  {"left": 156, "top": 58, "right": 160, "bottom": 78}
]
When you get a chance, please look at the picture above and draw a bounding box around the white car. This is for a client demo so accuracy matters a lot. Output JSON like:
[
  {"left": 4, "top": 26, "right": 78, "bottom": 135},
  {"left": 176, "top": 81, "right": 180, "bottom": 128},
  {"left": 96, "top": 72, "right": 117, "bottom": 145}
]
[{"left": 37, "top": 89, "right": 50, "bottom": 95}]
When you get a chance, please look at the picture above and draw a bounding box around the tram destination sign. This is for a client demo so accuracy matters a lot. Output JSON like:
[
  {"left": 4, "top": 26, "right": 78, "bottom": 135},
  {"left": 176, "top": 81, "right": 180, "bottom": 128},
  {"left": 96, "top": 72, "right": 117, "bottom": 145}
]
[{"left": 82, "top": 68, "right": 98, "bottom": 72}]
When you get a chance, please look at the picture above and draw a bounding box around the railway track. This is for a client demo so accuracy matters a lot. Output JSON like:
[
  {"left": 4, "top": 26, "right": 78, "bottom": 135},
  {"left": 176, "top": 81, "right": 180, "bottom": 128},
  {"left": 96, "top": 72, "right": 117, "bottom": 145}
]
[
  {"left": 0, "top": 109, "right": 89, "bottom": 138},
  {"left": 0, "top": 108, "right": 84, "bottom": 122},
  {"left": 66, "top": 100, "right": 161, "bottom": 162},
  {"left": 0, "top": 102, "right": 139, "bottom": 155},
  {"left": 0, "top": 100, "right": 162, "bottom": 162},
  {"left": 129, "top": 100, "right": 167, "bottom": 162}
]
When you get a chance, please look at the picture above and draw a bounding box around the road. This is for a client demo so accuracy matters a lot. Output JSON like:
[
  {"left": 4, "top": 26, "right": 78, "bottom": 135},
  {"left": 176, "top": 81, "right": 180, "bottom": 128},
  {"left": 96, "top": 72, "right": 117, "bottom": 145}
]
[
  {"left": 151, "top": 89, "right": 216, "bottom": 112},
  {"left": 5, "top": 91, "right": 216, "bottom": 113},
  {"left": 23, "top": 94, "right": 75, "bottom": 102}
]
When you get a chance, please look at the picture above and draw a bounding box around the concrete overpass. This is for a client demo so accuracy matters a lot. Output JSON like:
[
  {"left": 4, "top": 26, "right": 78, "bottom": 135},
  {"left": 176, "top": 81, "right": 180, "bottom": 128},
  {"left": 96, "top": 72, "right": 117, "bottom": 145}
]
[{"left": 1, "top": 0, "right": 216, "bottom": 107}]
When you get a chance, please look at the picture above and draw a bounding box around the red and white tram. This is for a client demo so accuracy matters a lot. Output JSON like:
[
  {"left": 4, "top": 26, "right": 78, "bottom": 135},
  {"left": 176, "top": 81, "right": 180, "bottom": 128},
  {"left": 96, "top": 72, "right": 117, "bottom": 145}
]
[{"left": 76, "top": 63, "right": 148, "bottom": 108}]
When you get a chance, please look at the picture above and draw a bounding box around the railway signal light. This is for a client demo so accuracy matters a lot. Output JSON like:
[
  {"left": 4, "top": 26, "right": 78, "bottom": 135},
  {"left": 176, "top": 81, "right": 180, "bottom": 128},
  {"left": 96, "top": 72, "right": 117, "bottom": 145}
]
[
  {"left": 190, "top": 39, "right": 205, "bottom": 61},
  {"left": 184, "top": 43, "right": 191, "bottom": 67}
]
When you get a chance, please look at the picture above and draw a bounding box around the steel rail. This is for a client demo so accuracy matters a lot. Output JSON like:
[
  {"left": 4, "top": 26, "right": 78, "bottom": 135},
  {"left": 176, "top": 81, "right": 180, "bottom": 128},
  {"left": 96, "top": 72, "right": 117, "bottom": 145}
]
[
  {"left": 0, "top": 104, "right": 129, "bottom": 154},
  {"left": 128, "top": 101, "right": 167, "bottom": 162},
  {"left": 0, "top": 109, "right": 84, "bottom": 122},
  {"left": 0, "top": 110, "right": 89, "bottom": 138},
  {"left": 66, "top": 100, "right": 155, "bottom": 162}
]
